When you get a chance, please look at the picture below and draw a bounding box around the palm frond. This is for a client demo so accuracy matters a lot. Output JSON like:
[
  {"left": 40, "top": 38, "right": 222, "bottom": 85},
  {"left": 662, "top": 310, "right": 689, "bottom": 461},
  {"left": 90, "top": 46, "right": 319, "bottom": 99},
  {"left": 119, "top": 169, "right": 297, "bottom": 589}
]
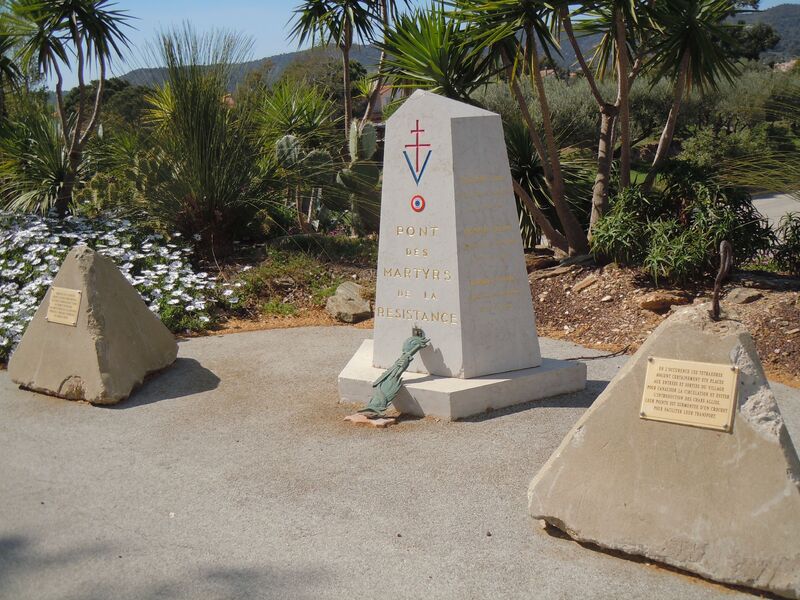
[{"left": 378, "top": 3, "right": 494, "bottom": 104}]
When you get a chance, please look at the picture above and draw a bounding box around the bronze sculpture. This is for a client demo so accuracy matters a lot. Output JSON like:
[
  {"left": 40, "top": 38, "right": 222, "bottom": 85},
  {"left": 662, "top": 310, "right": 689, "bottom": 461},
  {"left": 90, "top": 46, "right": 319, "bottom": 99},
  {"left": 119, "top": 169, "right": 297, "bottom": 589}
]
[{"left": 359, "top": 328, "right": 430, "bottom": 417}]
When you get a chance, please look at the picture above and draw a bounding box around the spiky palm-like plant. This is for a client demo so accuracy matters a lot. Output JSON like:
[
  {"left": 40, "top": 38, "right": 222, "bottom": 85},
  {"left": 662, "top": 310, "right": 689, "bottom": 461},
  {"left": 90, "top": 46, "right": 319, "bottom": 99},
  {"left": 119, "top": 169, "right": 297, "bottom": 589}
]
[
  {"left": 142, "top": 26, "right": 270, "bottom": 257},
  {"left": 257, "top": 79, "right": 340, "bottom": 152},
  {"left": 642, "top": 0, "right": 740, "bottom": 191},
  {"left": 0, "top": 94, "right": 74, "bottom": 213},
  {"left": 289, "top": 0, "right": 376, "bottom": 138},
  {"left": 378, "top": 3, "right": 494, "bottom": 104},
  {"left": 8, "top": 0, "right": 131, "bottom": 217}
]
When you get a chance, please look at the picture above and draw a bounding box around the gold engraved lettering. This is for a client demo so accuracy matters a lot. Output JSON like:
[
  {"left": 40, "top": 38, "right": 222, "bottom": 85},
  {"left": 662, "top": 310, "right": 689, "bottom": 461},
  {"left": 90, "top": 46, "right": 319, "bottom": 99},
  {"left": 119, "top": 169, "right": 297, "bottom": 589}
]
[
  {"left": 381, "top": 267, "right": 455, "bottom": 282},
  {"left": 46, "top": 287, "right": 81, "bottom": 326},
  {"left": 395, "top": 225, "right": 439, "bottom": 237},
  {"left": 374, "top": 306, "right": 459, "bottom": 326},
  {"left": 640, "top": 357, "right": 738, "bottom": 432}
]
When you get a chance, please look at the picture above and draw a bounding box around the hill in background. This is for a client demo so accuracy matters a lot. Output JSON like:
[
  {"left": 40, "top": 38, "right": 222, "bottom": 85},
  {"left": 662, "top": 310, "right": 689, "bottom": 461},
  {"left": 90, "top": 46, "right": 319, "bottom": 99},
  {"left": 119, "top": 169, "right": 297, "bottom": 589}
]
[
  {"left": 735, "top": 3, "right": 800, "bottom": 61},
  {"left": 119, "top": 4, "right": 799, "bottom": 91},
  {"left": 121, "top": 45, "right": 381, "bottom": 90}
]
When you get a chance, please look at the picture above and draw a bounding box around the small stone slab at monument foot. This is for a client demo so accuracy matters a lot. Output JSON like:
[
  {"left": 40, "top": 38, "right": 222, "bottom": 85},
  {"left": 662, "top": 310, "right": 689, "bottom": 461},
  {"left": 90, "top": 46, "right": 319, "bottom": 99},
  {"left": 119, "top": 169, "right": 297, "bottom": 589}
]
[
  {"left": 343, "top": 413, "right": 397, "bottom": 428},
  {"left": 8, "top": 245, "right": 178, "bottom": 405},
  {"left": 528, "top": 304, "right": 800, "bottom": 599},
  {"left": 325, "top": 281, "right": 372, "bottom": 323}
]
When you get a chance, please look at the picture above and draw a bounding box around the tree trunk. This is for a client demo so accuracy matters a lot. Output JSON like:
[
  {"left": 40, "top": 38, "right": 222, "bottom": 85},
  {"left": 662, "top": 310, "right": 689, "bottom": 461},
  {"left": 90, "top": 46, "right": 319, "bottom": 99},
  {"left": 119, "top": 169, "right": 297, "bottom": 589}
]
[
  {"left": 505, "top": 61, "right": 551, "bottom": 183},
  {"left": 643, "top": 51, "right": 690, "bottom": 193},
  {"left": 561, "top": 7, "right": 605, "bottom": 108},
  {"left": 528, "top": 41, "right": 588, "bottom": 255},
  {"left": 0, "top": 76, "right": 6, "bottom": 121},
  {"left": 589, "top": 105, "right": 618, "bottom": 234},
  {"left": 362, "top": 0, "right": 388, "bottom": 122},
  {"left": 614, "top": 12, "right": 632, "bottom": 190},
  {"left": 512, "top": 179, "right": 569, "bottom": 254},
  {"left": 55, "top": 173, "right": 75, "bottom": 218},
  {"left": 341, "top": 43, "right": 352, "bottom": 139},
  {"left": 296, "top": 186, "right": 311, "bottom": 232}
]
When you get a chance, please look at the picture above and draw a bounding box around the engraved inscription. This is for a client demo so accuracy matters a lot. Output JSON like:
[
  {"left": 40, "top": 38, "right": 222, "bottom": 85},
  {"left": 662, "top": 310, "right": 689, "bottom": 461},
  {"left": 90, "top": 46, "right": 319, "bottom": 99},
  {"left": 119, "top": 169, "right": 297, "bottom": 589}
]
[
  {"left": 640, "top": 357, "right": 739, "bottom": 432},
  {"left": 46, "top": 287, "right": 82, "bottom": 327}
]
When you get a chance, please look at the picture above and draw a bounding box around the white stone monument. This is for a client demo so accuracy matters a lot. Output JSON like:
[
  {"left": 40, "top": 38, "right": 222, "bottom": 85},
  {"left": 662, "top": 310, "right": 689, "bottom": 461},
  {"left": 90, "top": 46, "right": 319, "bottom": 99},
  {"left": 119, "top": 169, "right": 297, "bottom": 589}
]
[{"left": 338, "top": 91, "right": 585, "bottom": 419}]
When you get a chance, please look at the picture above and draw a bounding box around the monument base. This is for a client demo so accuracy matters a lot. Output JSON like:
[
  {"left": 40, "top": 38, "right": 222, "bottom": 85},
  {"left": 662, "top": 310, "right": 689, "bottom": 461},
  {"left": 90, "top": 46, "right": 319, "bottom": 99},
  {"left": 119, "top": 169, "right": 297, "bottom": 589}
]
[{"left": 338, "top": 340, "right": 586, "bottom": 420}]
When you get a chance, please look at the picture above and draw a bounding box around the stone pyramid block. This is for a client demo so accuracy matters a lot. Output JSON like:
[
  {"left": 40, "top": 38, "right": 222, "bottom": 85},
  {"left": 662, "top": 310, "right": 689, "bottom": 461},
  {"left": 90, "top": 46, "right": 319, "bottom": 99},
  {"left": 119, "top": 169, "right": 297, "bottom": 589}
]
[
  {"left": 528, "top": 305, "right": 800, "bottom": 599},
  {"left": 9, "top": 245, "right": 178, "bottom": 404}
]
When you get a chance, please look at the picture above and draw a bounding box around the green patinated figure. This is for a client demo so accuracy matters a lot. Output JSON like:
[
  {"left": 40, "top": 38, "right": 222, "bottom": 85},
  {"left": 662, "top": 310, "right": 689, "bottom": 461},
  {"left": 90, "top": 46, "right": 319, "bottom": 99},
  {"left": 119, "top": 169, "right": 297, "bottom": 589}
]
[{"left": 359, "top": 328, "right": 430, "bottom": 417}]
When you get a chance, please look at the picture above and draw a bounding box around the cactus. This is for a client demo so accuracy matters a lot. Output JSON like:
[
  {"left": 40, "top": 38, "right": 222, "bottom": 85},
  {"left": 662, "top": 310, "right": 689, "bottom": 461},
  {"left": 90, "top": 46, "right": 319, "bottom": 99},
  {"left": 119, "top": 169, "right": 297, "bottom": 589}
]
[
  {"left": 348, "top": 120, "right": 377, "bottom": 162},
  {"left": 337, "top": 119, "right": 382, "bottom": 233},
  {"left": 275, "top": 134, "right": 302, "bottom": 169}
]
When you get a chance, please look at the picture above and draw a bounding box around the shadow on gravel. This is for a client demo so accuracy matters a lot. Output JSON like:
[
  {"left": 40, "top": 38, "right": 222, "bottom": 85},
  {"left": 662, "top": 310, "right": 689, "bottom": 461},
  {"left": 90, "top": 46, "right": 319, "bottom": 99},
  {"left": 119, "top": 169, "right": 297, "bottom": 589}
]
[
  {"left": 459, "top": 379, "right": 608, "bottom": 423},
  {"left": 109, "top": 358, "right": 221, "bottom": 409},
  {"left": 73, "top": 566, "right": 335, "bottom": 600},
  {"left": 0, "top": 534, "right": 110, "bottom": 583},
  {"left": 0, "top": 534, "right": 332, "bottom": 600}
]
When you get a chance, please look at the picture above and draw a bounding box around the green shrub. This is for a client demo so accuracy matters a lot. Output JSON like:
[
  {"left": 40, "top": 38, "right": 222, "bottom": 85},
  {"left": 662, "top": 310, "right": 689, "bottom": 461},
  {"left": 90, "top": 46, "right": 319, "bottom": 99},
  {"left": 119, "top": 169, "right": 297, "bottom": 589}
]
[
  {"left": 261, "top": 299, "right": 297, "bottom": 316},
  {"left": 479, "top": 78, "right": 604, "bottom": 150},
  {"left": 590, "top": 189, "right": 651, "bottom": 265},
  {"left": 591, "top": 161, "right": 774, "bottom": 284},
  {"left": 641, "top": 220, "right": 708, "bottom": 284},
  {"left": 679, "top": 125, "right": 775, "bottom": 170},
  {"left": 775, "top": 212, "right": 800, "bottom": 275}
]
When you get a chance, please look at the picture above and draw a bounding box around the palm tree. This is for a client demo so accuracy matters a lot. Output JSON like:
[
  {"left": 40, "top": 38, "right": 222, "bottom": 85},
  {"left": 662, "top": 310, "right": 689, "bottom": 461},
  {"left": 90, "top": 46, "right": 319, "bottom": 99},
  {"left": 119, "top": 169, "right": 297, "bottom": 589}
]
[
  {"left": 360, "top": 0, "right": 388, "bottom": 122},
  {"left": 457, "top": 0, "right": 589, "bottom": 255},
  {"left": 357, "top": 1, "right": 411, "bottom": 122},
  {"left": 289, "top": 0, "right": 375, "bottom": 139},
  {"left": 642, "top": 0, "right": 740, "bottom": 192},
  {"left": 8, "top": 0, "right": 131, "bottom": 217},
  {"left": 564, "top": 0, "right": 648, "bottom": 229}
]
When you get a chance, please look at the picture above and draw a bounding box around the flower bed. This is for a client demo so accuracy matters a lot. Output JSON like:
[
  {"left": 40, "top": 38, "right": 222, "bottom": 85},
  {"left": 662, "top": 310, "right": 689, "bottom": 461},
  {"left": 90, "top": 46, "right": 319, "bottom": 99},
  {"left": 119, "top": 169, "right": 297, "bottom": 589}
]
[{"left": 0, "top": 212, "right": 238, "bottom": 362}]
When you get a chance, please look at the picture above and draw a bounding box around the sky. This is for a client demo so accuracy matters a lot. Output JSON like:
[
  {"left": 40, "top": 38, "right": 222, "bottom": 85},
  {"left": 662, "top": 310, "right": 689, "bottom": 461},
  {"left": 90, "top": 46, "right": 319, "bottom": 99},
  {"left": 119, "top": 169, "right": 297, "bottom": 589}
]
[{"left": 56, "top": 0, "right": 800, "bottom": 89}]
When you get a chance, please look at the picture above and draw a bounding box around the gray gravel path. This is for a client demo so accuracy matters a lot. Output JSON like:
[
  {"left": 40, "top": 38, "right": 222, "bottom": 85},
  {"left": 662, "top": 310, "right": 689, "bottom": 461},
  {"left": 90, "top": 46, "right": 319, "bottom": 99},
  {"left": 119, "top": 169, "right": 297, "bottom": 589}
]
[{"left": 1, "top": 327, "right": 798, "bottom": 600}]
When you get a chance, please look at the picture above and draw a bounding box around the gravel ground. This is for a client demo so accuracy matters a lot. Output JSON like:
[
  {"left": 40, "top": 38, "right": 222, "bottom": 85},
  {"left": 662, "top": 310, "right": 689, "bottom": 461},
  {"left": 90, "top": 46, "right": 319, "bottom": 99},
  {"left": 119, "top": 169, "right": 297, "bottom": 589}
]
[
  {"left": 1, "top": 327, "right": 798, "bottom": 600},
  {"left": 531, "top": 264, "right": 800, "bottom": 388}
]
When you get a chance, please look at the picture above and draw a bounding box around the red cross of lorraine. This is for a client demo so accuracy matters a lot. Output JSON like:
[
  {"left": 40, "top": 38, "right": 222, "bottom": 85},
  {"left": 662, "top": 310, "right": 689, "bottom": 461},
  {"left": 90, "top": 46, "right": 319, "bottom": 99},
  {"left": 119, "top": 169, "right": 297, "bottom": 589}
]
[{"left": 405, "top": 120, "right": 431, "bottom": 172}]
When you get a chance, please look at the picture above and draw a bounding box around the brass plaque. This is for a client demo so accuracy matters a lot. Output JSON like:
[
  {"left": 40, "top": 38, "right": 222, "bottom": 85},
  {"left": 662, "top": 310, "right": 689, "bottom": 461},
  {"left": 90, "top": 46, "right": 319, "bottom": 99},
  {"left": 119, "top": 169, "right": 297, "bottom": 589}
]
[
  {"left": 46, "top": 287, "right": 82, "bottom": 327},
  {"left": 640, "top": 357, "right": 739, "bottom": 432}
]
